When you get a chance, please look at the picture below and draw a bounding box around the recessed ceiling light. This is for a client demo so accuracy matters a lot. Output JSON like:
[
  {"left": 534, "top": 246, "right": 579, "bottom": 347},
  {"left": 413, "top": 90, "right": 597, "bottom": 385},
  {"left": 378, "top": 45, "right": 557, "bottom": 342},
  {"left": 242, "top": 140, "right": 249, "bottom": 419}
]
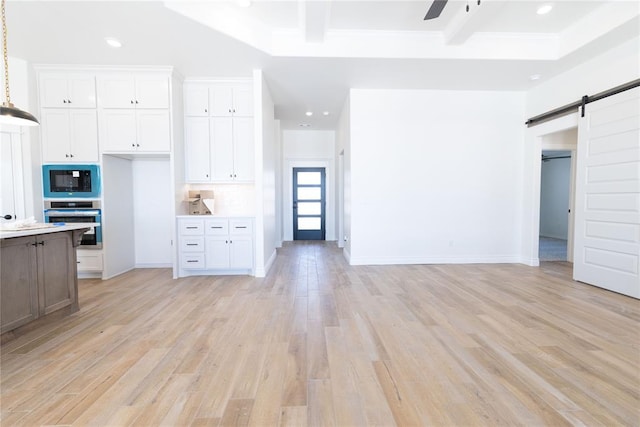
[
  {"left": 305, "top": 111, "right": 313, "bottom": 116},
  {"left": 323, "top": 111, "right": 329, "bottom": 116},
  {"left": 537, "top": 4, "right": 553, "bottom": 15},
  {"left": 237, "top": 0, "right": 251, "bottom": 7},
  {"left": 104, "top": 37, "right": 122, "bottom": 48},
  {"left": 529, "top": 74, "right": 542, "bottom": 81}
]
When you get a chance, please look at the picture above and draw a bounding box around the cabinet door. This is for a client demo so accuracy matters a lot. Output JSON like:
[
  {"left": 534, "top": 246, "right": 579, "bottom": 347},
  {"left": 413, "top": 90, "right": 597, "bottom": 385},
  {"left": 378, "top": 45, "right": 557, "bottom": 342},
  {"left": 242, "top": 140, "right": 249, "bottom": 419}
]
[
  {"left": 77, "top": 249, "right": 103, "bottom": 272},
  {"left": 184, "top": 117, "right": 211, "bottom": 182},
  {"left": 37, "top": 233, "right": 75, "bottom": 315},
  {"left": 211, "top": 117, "right": 234, "bottom": 181},
  {"left": 136, "top": 110, "right": 171, "bottom": 152},
  {"left": 68, "top": 110, "right": 99, "bottom": 162},
  {"left": 233, "top": 117, "right": 255, "bottom": 181},
  {"left": 136, "top": 76, "right": 169, "bottom": 109},
  {"left": 0, "top": 236, "right": 38, "bottom": 333},
  {"left": 229, "top": 236, "right": 253, "bottom": 269},
  {"left": 205, "top": 236, "right": 230, "bottom": 269},
  {"left": 232, "top": 85, "right": 253, "bottom": 117},
  {"left": 67, "top": 75, "right": 97, "bottom": 108},
  {"left": 39, "top": 74, "right": 70, "bottom": 108},
  {"left": 184, "top": 84, "right": 209, "bottom": 116},
  {"left": 100, "top": 109, "right": 137, "bottom": 152},
  {"left": 41, "top": 109, "right": 72, "bottom": 162},
  {"left": 98, "top": 75, "right": 136, "bottom": 108},
  {"left": 210, "top": 85, "right": 234, "bottom": 116}
]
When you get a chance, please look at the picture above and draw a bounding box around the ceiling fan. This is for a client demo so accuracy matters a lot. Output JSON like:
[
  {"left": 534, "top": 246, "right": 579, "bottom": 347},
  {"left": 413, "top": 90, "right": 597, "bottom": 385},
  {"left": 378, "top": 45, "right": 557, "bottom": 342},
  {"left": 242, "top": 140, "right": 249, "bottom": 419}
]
[
  {"left": 424, "top": 0, "right": 448, "bottom": 20},
  {"left": 424, "top": 0, "right": 480, "bottom": 20}
]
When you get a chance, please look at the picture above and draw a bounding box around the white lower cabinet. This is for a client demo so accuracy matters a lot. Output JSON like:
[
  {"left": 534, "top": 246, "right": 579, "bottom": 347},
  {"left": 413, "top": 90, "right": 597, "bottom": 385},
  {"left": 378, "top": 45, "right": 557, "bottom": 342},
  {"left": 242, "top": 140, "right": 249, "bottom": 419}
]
[
  {"left": 177, "top": 216, "right": 253, "bottom": 276},
  {"left": 76, "top": 249, "right": 103, "bottom": 272}
]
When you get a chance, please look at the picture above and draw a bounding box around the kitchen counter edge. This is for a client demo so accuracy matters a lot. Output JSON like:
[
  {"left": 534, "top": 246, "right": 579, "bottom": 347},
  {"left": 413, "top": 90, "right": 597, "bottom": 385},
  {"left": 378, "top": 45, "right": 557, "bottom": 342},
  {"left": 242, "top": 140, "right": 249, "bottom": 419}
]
[{"left": 0, "top": 224, "right": 93, "bottom": 240}]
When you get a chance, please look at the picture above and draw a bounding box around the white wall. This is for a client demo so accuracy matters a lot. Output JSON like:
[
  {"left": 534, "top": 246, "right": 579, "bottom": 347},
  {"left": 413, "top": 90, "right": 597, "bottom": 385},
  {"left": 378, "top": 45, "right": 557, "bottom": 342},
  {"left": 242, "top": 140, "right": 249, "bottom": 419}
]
[
  {"left": 337, "top": 96, "right": 351, "bottom": 258},
  {"left": 254, "top": 69, "right": 277, "bottom": 277},
  {"left": 133, "top": 159, "right": 173, "bottom": 267},
  {"left": 540, "top": 152, "right": 571, "bottom": 240},
  {"left": 348, "top": 89, "right": 525, "bottom": 265},
  {"left": 526, "top": 36, "right": 640, "bottom": 117},
  {"left": 282, "top": 129, "right": 336, "bottom": 241}
]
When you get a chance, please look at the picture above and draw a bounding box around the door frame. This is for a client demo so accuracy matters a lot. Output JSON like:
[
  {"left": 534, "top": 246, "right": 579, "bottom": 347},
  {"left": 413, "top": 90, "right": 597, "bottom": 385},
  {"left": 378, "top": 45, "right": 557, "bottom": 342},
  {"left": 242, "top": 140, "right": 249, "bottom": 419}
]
[
  {"left": 523, "top": 112, "right": 579, "bottom": 266},
  {"left": 284, "top": 159, "right": 334, "bottom": 241}
]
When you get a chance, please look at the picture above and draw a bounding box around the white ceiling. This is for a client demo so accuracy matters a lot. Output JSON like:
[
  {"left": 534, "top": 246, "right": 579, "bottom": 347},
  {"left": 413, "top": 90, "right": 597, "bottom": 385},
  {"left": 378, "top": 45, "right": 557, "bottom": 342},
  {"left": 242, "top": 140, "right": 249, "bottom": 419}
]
[{"left": 6, "top": 0, "right": 640, "bottom": 129}]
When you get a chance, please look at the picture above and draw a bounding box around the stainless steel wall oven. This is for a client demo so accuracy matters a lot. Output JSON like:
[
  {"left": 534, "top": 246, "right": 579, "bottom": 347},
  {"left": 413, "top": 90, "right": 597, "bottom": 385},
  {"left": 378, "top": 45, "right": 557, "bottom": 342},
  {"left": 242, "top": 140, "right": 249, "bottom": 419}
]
[{"left": 44, "top": 200, "right": 102, "bottom": 248}]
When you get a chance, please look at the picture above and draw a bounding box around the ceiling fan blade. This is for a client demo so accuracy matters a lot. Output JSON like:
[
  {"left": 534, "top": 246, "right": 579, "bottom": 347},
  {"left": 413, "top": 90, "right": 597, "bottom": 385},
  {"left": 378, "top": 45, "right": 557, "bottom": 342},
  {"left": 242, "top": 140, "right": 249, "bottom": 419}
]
[{"left": 424, "top": 0, "right": 448, "bottom": 20}]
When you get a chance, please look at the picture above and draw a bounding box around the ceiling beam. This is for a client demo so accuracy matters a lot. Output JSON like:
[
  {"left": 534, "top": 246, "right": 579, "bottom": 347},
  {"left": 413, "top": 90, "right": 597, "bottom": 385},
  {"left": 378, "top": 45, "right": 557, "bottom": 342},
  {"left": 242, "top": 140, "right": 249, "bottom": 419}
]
[
  {"left": 443, "top": 0, "right": 500, "bottom": 45},
  {"left": 299, "top": 0, "right": 332, "bottom": 43}
]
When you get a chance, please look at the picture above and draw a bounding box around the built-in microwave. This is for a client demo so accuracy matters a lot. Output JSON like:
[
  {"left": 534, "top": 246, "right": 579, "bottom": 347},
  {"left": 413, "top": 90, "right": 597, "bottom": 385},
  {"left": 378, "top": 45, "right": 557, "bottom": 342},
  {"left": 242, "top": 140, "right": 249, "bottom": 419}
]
[{"left": 42, "top": 164, "right": 100, "bottom": 198}]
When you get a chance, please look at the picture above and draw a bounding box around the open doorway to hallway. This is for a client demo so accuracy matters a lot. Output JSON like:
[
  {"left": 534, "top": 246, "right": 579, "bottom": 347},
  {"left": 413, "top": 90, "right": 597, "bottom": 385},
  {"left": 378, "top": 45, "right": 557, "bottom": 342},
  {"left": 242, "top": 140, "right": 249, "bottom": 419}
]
[{"left": 539, "top": 150, "right": 572, "bottom": 261}]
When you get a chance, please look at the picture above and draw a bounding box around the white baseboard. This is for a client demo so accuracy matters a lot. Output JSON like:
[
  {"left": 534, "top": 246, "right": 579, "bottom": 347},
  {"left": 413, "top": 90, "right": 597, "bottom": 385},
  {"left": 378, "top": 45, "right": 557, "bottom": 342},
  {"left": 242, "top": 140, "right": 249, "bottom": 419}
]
[
  {"left": 134, "top": 263, "right": 173, "bottom": 269},
  {"left": 256, "top": 248, "right": 278, "bottom": 278},
  {"left": 348, "top": 255, "right": 522, "bottom": 266},
  {"left": 343, "top": 247, "right": 351, "bottom": 264}
]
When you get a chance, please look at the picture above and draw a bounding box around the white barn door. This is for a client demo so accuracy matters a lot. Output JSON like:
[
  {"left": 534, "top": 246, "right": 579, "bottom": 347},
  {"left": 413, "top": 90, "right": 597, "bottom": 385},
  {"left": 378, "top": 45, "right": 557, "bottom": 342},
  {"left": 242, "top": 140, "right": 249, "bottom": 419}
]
[{"left": 574, "top": 87, "right": 640, "bottom": 298}]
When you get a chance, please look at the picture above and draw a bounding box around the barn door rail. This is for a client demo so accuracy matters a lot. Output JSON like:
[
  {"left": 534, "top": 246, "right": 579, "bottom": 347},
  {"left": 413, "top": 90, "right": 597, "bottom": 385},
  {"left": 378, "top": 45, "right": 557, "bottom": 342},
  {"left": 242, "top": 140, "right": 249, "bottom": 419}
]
[{"left": 525, "top": 78, "right": 640, "bottom": 128}]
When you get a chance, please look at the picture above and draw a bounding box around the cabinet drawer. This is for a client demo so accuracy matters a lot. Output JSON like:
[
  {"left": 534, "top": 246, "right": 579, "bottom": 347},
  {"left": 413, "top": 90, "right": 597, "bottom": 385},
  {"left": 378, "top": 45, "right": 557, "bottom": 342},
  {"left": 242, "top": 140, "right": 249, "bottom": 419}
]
[
  {"left": 181, "top": 237, "right": 204, "bottom": 252},
  {"left": 230, "top": 219, "right": 252, "bottom": 235},
  {"left": 77, "top": 251, "right": 103, "bottom": 271},
  {"left": 180, "top": 253, "right": 205, "bottom": 269},
  {"left": 205, "top": 219, "right": 229, "bottom": 235},
  {"left": 179, "top": 219, "right": 204, "bottom": 235}
]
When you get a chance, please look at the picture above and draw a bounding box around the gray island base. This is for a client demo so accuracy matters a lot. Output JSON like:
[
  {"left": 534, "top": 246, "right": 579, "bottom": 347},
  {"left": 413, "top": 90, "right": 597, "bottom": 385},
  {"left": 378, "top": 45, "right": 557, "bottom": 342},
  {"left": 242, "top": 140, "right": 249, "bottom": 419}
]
[{"left": 1, "top": 224, "right": 90, "bottom": 343}]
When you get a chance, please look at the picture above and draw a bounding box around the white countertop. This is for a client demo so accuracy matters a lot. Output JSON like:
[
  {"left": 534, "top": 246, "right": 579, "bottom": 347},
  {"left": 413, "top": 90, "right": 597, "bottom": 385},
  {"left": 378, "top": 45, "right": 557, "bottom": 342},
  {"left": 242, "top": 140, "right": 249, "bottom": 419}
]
[
  {"left": 176, "top": 214, "right": 255, "bottom": 219},
  {"left": 0, "top": 223, "right": 94, "bottom": 240}
]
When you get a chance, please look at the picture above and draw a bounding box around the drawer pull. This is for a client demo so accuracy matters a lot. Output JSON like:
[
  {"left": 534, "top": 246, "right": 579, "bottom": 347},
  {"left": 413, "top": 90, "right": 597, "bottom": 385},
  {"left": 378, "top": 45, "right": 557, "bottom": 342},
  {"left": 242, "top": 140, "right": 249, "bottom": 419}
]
[
  {"left": 211, "top": 226, "right": 223, "bottom": 229},
  {"left": 186, "top": 260, "right": 199, "bottom": 263},
  {"left": 186, "top": 243, "right": 199, "bottom": 246},
  {"left": 235, "top": 226, "right": 247, "bottom": 229},
  {"left": 186, "top": 226, "right": 199, "bottom": 229}
]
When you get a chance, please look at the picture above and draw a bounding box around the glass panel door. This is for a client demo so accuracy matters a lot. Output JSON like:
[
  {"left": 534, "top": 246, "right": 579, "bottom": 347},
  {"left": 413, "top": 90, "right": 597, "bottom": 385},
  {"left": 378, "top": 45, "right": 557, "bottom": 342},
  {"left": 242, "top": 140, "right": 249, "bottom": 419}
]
[{"left": 293, "top": 167, "right": 325, "bottom": 240}]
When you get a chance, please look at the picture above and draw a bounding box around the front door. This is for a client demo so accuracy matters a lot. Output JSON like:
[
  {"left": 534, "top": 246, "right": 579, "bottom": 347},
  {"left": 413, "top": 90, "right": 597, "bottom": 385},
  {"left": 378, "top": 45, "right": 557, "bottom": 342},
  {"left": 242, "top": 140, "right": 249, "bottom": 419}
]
[
  {"left": 574, "top": 87, "right": 639, "bottom": 298},
  {"left": 293, "top": 167, "right": 326, "bottom": 240}
]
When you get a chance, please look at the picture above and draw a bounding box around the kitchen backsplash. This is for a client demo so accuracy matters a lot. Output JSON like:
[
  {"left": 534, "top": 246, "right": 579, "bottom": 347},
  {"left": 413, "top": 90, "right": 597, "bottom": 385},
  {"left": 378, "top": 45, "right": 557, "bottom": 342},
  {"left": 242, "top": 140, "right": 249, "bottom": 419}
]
[{"left": 187, "top": 184, "right": 255, "bottom": 216}]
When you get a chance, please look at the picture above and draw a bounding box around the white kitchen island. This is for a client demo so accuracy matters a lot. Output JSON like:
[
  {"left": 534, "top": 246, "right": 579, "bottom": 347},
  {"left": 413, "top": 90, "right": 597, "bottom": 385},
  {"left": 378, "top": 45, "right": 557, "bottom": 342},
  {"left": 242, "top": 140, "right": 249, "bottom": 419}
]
[{"left": 0, "top": 224, "right": 90, "bottom": 340}]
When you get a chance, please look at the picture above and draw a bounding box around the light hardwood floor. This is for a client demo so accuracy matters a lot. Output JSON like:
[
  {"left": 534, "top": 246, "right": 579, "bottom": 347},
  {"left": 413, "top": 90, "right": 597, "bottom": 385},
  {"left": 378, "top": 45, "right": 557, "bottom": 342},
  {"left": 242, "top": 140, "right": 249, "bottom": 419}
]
[{"left": 1, "top": 241, "right": 639, "bottom": 426}]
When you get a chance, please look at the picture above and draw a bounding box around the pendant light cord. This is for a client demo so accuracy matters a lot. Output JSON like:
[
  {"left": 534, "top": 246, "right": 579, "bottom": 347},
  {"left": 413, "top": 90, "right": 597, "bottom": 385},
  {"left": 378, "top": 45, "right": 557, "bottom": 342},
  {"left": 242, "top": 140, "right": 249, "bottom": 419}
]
[{"left": 2, "top": 0, "right": 11, "bottom": 106}]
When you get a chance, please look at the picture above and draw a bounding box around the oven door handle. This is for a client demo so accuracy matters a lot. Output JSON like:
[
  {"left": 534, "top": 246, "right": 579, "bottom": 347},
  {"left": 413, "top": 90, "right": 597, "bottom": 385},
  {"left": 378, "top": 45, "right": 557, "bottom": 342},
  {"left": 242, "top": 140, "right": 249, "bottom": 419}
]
[{"left": 45, "top": 210, "right": 100, "bottom": 216}]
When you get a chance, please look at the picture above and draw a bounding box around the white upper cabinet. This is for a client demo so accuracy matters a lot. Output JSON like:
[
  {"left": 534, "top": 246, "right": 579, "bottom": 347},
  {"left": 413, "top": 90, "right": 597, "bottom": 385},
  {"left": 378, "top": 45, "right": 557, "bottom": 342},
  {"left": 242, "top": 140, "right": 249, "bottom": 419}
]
[
  {"left": 210, "top": 84, "right": 253, "bottom": 117},
  {"left": 183, "top": 80, "right": 254, "bottom": 183},
  {"left": 38, "top": 70, "right": 99, "bottom": 163},
  {"left": 41, "top": 109, "right": 99, "bottom": 163},
  {"left": 39, "top": 73, "right": 96, "bottom": 108},
  {"left": 97, "top": 71, "right": 172, "bottom": 154},
  {"left": 184, "top": 82, "right": 253, "bottom": 117},
  {"left": 100, "top": 110, "right": 170, "bottom": 153},
  {"left": 184, "top": 84, "right": 210, "bottom": 116},
  {"left": 98, "top": 74, "right": 169, "bottom": 109},
  {"left": 184, "top": 117, "right": 212, "bottom": 181}
]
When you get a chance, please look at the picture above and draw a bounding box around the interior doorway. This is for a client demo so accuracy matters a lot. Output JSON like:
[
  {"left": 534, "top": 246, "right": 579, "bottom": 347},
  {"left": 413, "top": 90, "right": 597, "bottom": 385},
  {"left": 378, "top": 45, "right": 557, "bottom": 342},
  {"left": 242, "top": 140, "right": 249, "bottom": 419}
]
[
  {"left": 0, "top": 128, "right": 25, "bottom": 223},
  {"left": 293, "top": 167, "right": 326, "bottom": 240},
  {"left": 537, "top": 128, "right": 578, "bottom": 263},
  {"left": 539, "top": 150, "right": 573, "bottom": 261}
]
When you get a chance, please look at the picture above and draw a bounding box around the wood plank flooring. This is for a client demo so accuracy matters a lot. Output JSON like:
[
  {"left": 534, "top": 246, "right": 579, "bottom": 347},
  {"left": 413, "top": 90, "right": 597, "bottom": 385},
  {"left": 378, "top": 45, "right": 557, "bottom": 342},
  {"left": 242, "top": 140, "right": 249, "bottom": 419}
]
[{"left": 1, "top": 241, "right": 639, "bottom": 426}]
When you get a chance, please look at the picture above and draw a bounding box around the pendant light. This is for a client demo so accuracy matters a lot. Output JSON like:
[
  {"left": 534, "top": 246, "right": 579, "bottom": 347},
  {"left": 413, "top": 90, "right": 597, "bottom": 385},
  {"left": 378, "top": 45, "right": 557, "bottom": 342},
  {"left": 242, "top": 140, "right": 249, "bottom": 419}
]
[{"left": 0, "top": 0, "right": 38, "bottom": 126}]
